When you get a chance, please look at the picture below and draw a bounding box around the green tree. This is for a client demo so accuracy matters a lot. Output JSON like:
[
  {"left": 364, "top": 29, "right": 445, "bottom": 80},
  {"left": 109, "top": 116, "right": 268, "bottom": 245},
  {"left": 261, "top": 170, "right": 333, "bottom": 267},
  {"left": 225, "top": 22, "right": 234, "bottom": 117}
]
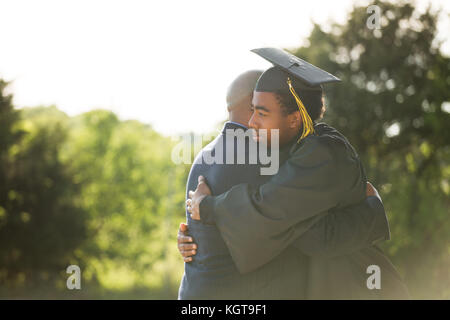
[
  {"left": 0, "top": 81, "right": 88, "bottom": 293},
  {"left": 62, "top": 110, "right": 189, "bottom": 295}
]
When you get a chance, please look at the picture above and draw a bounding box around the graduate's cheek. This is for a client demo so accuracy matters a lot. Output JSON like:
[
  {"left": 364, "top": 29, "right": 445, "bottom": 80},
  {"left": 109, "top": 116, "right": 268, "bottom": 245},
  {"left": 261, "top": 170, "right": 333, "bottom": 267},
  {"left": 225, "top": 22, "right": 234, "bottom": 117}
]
[
  {"left": 259, "top": 115, "right": 281, "bottom": 146},
  {"left": 249, "top": 112, "right": 268, "bottom": 142},
  {"left": 262, "top": 112, "right": 284, "bottom": 147}
]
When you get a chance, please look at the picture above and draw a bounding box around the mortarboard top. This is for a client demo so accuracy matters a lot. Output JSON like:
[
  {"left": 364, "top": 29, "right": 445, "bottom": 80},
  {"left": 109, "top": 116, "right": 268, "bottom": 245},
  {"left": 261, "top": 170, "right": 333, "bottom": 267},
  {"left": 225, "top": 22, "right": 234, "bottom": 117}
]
[{"left": 251, "top": 47, "right": 341, "bottom": 92}]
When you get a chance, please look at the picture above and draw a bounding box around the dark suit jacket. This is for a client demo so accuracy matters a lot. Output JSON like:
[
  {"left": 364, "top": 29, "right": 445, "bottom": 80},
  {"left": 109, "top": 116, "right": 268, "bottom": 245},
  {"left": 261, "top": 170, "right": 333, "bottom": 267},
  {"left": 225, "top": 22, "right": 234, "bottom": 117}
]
[{"left": 178, "top": 122, "right": 392, "bottom": 300}]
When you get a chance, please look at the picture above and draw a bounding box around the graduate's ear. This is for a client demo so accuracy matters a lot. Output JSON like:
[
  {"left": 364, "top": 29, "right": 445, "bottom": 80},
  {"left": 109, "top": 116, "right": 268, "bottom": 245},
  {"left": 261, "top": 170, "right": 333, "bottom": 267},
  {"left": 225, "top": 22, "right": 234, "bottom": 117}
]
[{"left": 288, "top": 110, "right": 301, "bottom": 129}]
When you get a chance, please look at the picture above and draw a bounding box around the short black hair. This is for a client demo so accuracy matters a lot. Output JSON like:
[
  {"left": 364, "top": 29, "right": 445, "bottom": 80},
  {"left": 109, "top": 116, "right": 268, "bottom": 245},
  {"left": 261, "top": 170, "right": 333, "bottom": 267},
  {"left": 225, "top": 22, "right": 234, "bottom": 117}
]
[{"left": 275, "top": 88, "right": 326, "bottom": 122}]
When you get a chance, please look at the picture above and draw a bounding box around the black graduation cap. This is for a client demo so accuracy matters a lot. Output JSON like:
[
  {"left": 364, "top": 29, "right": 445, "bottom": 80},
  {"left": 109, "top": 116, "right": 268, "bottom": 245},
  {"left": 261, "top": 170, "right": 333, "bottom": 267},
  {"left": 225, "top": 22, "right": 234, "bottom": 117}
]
[{"left": 251, "top": 47, "right": 341, "bottom": 92}]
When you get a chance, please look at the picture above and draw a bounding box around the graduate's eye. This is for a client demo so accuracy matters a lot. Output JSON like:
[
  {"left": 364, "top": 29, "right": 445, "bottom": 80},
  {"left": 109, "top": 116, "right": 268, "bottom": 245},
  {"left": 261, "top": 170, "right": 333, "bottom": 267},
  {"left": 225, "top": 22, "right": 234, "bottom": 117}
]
[{"left": 258, "top": 112, "right": 266, "bottom": 117}]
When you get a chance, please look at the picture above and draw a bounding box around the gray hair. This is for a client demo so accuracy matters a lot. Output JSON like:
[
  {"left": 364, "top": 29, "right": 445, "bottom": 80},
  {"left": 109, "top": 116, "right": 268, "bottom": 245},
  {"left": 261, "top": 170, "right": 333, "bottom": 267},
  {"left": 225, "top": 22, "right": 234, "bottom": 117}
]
[{"left": 226, "top": 70, "right": 263, "bottom": 108}]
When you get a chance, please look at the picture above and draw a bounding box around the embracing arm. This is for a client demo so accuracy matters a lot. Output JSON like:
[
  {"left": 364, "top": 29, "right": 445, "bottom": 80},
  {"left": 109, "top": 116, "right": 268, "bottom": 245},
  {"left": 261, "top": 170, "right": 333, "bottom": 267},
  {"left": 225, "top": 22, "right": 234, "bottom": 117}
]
[{"left": 179, "top": 195, "right": 390, "bottom": 263}]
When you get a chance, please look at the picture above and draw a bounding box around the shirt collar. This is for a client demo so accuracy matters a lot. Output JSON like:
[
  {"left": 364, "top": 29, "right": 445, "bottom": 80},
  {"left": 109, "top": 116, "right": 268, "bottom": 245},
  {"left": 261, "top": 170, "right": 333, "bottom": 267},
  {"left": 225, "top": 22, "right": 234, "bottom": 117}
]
[{"left": 226, "top": 120, "right": 248, "bottom": 130}]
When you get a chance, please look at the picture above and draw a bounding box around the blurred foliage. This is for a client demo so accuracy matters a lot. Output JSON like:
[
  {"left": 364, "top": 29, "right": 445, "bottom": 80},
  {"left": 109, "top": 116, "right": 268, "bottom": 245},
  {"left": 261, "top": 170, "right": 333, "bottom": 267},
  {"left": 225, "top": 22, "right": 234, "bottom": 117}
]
[
  {"left": 0, "top": 0, "right": 448, "bottom": 299},
  {"left": 0, "top": 85, "right": 192, "bottom": 298},
  {"left": 0, "top": 83, "right": 88, "bottom": 292}
]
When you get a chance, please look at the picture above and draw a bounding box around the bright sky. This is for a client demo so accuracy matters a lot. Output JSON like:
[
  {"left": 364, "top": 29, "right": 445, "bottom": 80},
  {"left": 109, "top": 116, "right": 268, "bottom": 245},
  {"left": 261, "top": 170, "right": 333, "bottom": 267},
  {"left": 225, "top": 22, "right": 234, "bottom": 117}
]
[{"left": 1, "top": 0, "right": 448, "bottom": 135}]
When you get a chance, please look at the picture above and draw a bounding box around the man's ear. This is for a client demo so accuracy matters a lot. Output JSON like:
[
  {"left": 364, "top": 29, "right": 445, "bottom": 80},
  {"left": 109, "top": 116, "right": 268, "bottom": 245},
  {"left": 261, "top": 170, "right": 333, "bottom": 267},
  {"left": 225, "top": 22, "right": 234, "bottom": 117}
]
[{"left": 289, "top": 111, "right": 301, "bottom": 128}]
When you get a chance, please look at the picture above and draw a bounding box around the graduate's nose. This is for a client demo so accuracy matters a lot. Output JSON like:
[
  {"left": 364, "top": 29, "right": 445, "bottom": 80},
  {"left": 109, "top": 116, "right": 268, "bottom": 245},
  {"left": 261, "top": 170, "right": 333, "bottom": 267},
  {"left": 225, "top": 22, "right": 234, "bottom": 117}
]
[{"left": 248, "top": 112, "right": 258, "bottom": 129}]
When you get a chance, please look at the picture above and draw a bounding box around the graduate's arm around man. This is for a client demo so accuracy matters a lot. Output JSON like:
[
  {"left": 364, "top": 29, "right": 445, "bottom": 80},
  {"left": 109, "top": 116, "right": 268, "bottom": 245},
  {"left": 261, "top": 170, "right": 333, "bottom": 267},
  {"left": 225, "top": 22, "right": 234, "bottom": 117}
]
[{"left": 178, "top": 181, "right": 388, "bottom": 262}]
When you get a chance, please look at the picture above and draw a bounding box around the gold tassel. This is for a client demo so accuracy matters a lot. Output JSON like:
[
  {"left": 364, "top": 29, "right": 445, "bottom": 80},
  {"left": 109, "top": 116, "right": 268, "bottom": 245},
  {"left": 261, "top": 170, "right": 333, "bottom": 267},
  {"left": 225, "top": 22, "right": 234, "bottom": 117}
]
[{"left": 286, "top": 77, "right": 315, "bottom": 143}]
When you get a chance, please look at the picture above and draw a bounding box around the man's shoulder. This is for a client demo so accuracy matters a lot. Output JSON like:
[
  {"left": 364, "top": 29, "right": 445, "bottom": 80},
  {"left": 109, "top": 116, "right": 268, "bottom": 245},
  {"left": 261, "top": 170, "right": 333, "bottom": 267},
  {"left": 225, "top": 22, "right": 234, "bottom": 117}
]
[{"left": 191, "top": 134, "right": 222, "bottom": 164}]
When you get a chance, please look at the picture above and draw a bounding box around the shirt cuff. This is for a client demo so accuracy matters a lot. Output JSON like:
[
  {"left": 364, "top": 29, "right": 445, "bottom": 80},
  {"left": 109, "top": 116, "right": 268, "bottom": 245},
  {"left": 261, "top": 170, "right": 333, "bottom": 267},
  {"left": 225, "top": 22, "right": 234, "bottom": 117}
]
[{"left": 199, "top": 195, "right": 216, "bottom": 225}]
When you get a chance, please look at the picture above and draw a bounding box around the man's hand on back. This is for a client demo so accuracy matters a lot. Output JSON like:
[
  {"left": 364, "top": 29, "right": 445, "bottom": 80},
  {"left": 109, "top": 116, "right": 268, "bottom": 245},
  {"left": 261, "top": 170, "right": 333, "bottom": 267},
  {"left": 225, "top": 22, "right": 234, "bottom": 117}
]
[
  {"left": 177, "top": 223, "right": 197, "bottom": 262},
  {"left": 186, "top": 176, "right": 212, "bottom": 220}
]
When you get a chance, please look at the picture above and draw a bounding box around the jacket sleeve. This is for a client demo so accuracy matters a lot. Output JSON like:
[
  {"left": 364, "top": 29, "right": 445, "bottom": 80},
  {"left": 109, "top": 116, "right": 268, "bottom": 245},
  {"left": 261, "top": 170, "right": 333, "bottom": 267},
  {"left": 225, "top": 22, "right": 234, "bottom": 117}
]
[
  {"left": 290, "top": 196, "right": 390, "bottom": 258},
  {"left": 199, "top": 136, "right": 366, "bottom": 273}
]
